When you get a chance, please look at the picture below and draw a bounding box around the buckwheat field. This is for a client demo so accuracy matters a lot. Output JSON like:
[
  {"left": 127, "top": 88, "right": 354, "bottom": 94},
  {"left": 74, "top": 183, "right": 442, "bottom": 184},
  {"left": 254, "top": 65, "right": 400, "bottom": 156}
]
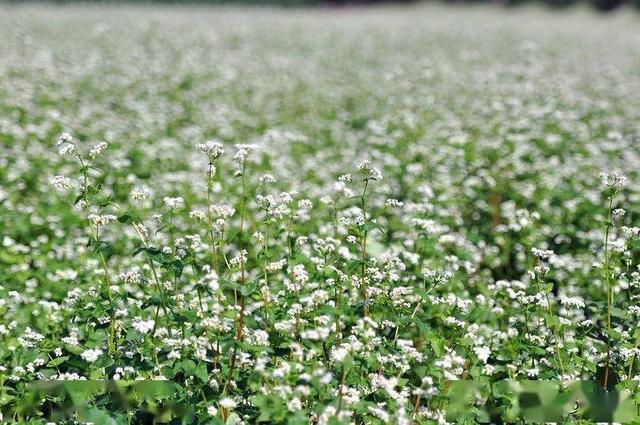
[{"left": 2, "top": 4, "right": 640, "bottom": 423}]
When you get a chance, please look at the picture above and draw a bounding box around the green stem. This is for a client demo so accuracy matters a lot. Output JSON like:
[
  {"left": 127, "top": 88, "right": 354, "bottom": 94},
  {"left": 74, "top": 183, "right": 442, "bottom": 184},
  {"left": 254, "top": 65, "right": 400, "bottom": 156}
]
[
  {"left": 360, "top": 179, "right": 369, "bottom": 317},
  {"left": 603, "top": 195, "right": 614, "bottom": 389},
  {"left": 207, "top": 162, "right": 217, "bottom": 270},
  {"left": 91, "top": 224, "right": 116, "bottom": 355},
  {"left": 237, "top": 160, "right": 247, "bottom": 342}
]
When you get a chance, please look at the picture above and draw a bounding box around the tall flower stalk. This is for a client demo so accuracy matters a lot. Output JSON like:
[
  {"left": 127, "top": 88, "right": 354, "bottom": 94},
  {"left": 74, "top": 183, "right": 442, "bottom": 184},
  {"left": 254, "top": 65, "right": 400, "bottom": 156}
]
[
  {"left": 60, "top": 134, "right": 118, "bottom": 355},
  {"left": 355, "top": 160, "right": 382, "bottom": 317},
  {"left": 599, "top": 171, "right": 627, "bottom": 389},
  {"left": 223, "top": 144, "right": 257, "bottom": 394},
  {"left": 196, "top": 141, "right": 224, "bottom": 271}
]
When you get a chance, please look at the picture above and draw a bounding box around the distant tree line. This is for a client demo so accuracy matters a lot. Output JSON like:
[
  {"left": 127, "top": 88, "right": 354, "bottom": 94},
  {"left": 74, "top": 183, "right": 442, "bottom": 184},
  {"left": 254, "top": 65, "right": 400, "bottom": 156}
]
[
  {"left": 329, "top": 0, "right": 636, "bottom": 11},
  {"left": 7, "top": 0, "right": 639, "bottom": 11}
]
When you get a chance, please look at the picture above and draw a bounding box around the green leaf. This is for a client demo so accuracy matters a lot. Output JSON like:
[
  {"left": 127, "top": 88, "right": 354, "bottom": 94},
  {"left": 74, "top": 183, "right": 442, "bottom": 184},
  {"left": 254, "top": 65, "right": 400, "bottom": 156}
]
[
  {"left": 346, "top": 259, "right": 363, "bottom": 272},
  {"left": 155, "top": 223, "right": 170, "bottom": 235},
  {"left": 257, "top": 249, "right": 273, "bottom": 260},
  {"left": 118, "top": 211, "right": 140, "bottom": 224},
  {"left": 174, "top": 310, "right": 198, "bottom": 323},
  {"left": 88, "top": 239, "right": 113, "bottom": 257},
  {"left": 87, "top": 184, "right": 102, "bottom": 196},
  {"left": 605, "top": 328, "right": 622, "bottom": 340},
  {"left": 96, "top": 195, "right": 112, "bottom": 208},
  {"left": 428, "top": 334, "right": 445, "bottom": 357},
  {"left": 164, "top": 259, "right": 184, "bottom": 277},
  {"left": 195, "top": 362, "right": 209, "bottom": 383},
  {"left": 141, "top": 295, "right": 164, "bottom": 309},
  {"left": 362, "top": 221, "right": 383, "bottom": 232},
  {"left": 240, "top": 281, "right": 257, "bottom": 297},
  {"left": 82, "top": 408, "right": 119, "bottom": 425},
  {"left": 175, "top": 359, "right": 197, "bottom": 377},
  {"left": 342, "top": 355, "right": 354, "bottom": 374},
  {"left": 46, "top": 356, "right": 69, "bottom": 367},
  {"left": 132, "top": 246, "right": 147, "bottom": 257},
  {"left": 93, "top": 354, "right": 114, "bottom": 369},
  {"left": 74, "top": 193, "right": 85, "bottom": 205}
]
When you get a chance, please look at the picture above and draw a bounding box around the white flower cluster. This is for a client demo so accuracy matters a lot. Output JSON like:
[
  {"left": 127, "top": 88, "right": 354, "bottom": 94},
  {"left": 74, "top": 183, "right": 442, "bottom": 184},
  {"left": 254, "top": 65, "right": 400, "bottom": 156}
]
[
  {"left": 88, "top": 214, "right": 118, "bottom": 226},
  {"left": 195, "top": 140, "right": 225, "bottom": 160},
  {"left": 163, "top": 196, "right": 184, "bottom": 209},
  {"left": 80, "top": 348, "right": 103, "bottom": 363},
  {"left": 56, "top": 132, "right": 75, "bottom": 156}
]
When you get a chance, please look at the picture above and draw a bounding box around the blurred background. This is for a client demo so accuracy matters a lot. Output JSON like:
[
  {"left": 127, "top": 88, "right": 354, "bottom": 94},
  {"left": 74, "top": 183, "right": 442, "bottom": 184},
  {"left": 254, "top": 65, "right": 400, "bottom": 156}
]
[{"left": 2, "top": 0, "right": 638, "bottom": 12}]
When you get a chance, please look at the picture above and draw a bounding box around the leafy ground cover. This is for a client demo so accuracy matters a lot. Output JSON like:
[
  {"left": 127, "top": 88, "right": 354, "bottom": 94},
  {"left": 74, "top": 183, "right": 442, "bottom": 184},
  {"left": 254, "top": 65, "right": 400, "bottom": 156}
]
[{"left": 1, "top": 4, "right": 640, "bottom": 423}]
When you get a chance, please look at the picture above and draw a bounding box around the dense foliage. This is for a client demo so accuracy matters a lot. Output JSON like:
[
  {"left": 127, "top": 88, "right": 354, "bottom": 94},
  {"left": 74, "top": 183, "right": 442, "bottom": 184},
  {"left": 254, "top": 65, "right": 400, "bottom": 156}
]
[{"left": 1, "top": 4, "right": 640, "bottom": 423}]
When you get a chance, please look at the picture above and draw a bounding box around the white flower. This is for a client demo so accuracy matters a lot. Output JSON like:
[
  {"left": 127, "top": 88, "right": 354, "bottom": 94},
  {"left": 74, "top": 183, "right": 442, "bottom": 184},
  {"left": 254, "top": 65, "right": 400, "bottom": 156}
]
[
  {"left": 117, "top": 271, "right": 141, "bottom": 284},
  {"left": 559, "top": 295, "right": 585, "bottom": 308},
  {"left": 88, "top": 214, "right": 117, "bottom": 226},
  {"left": 130, "top": 187, "right": 151, "bottom": 201},
  {"left": 230, "top": 250, "right": 248, "bottom": 267},
  {"left": 219, "top": 397, "right": 237, "bottom": 409},
  {"left": 331, "top": 345, "right": 349, "bottom": 363},
  {"left": 266, "top": 259, "right": 287, "bottom": 273},
  {"left": 88, "top": 142, "right": 108, "bottom": 159},
  {"left": 287, "top": 397, "right": 302, "bottom": 412},
  {"left": 531, "top": 248, "right": 554, "bottom": 259},
  {"left": 51, "top": 175, "right": 73, "bottom": 191},
  {"left": 233, "top": 144, "right": 259, "bottom": 164},
  {"left": 61, "top": 333, "right": 79, "bottom": 347},
  {"left": 473, "top": 346, "right": 491, "bottom": 364},
  {"left": 259, "top": 174, "right": 276, "bottom": 184},
  {"left": 207, "top": 405, "right": 218, "bottom": 416},
  {"left": 132, "top": 317, "right": 155, "bottom": 334},
  {"left": 356, "top": 160, "right": 382, "bottom": 181},
  {"left": 297, "top": 199, "right": 312, "bottom": 210},
  {"left": 163, "top": 197, "right": 184, "bottom": 209},
  {"left": 483, "top": 364, "right": 496, "bottom": 376},
  {"left": 212, "top": 204, "right": 235, "bottom": 218},
  {"left": 196, "top": 140, "right": 224, "bottom": 160},
  {"left": 526, "top": 367, "right": 539, "bottom": 378},
  {"left": 59, "top": 143, "right": 75, "bottom": 156},
  {"left": 612, "top": 208, "right": 626, "bottom": 219},
  {"left": 80, "top": 348, "right": 103, "bottom": 363},
  {"left": 189, "top": 210, "right": 206, "bottom": 221},
  {"left": 385, "top": 198, "right": 404, "bottom": 208},
  {"left": 56, "top": 132, "right": 75, "bottom": 156},
  {"left": 56, "top": 132, "right": 73, "bottom": 146},
  {"left": 600, "top": 171, "right": 628, "bottom": 190},
  {"left": 198, "top": 272, "right": 219, "bottom": 291}
]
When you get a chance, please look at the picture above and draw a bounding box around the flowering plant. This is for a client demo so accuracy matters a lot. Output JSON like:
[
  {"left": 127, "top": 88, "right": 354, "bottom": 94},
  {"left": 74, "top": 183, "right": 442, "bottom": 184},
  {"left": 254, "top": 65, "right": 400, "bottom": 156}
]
[{"left": 1, "top": 6, "right": 640, "bottom": 423}]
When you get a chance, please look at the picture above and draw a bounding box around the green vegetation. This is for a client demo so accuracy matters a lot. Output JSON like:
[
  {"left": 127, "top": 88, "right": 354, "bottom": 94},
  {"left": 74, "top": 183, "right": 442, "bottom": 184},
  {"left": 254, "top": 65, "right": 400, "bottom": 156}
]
[{"left": 1, "top": 4, "right": 640, "bottom": 423}]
